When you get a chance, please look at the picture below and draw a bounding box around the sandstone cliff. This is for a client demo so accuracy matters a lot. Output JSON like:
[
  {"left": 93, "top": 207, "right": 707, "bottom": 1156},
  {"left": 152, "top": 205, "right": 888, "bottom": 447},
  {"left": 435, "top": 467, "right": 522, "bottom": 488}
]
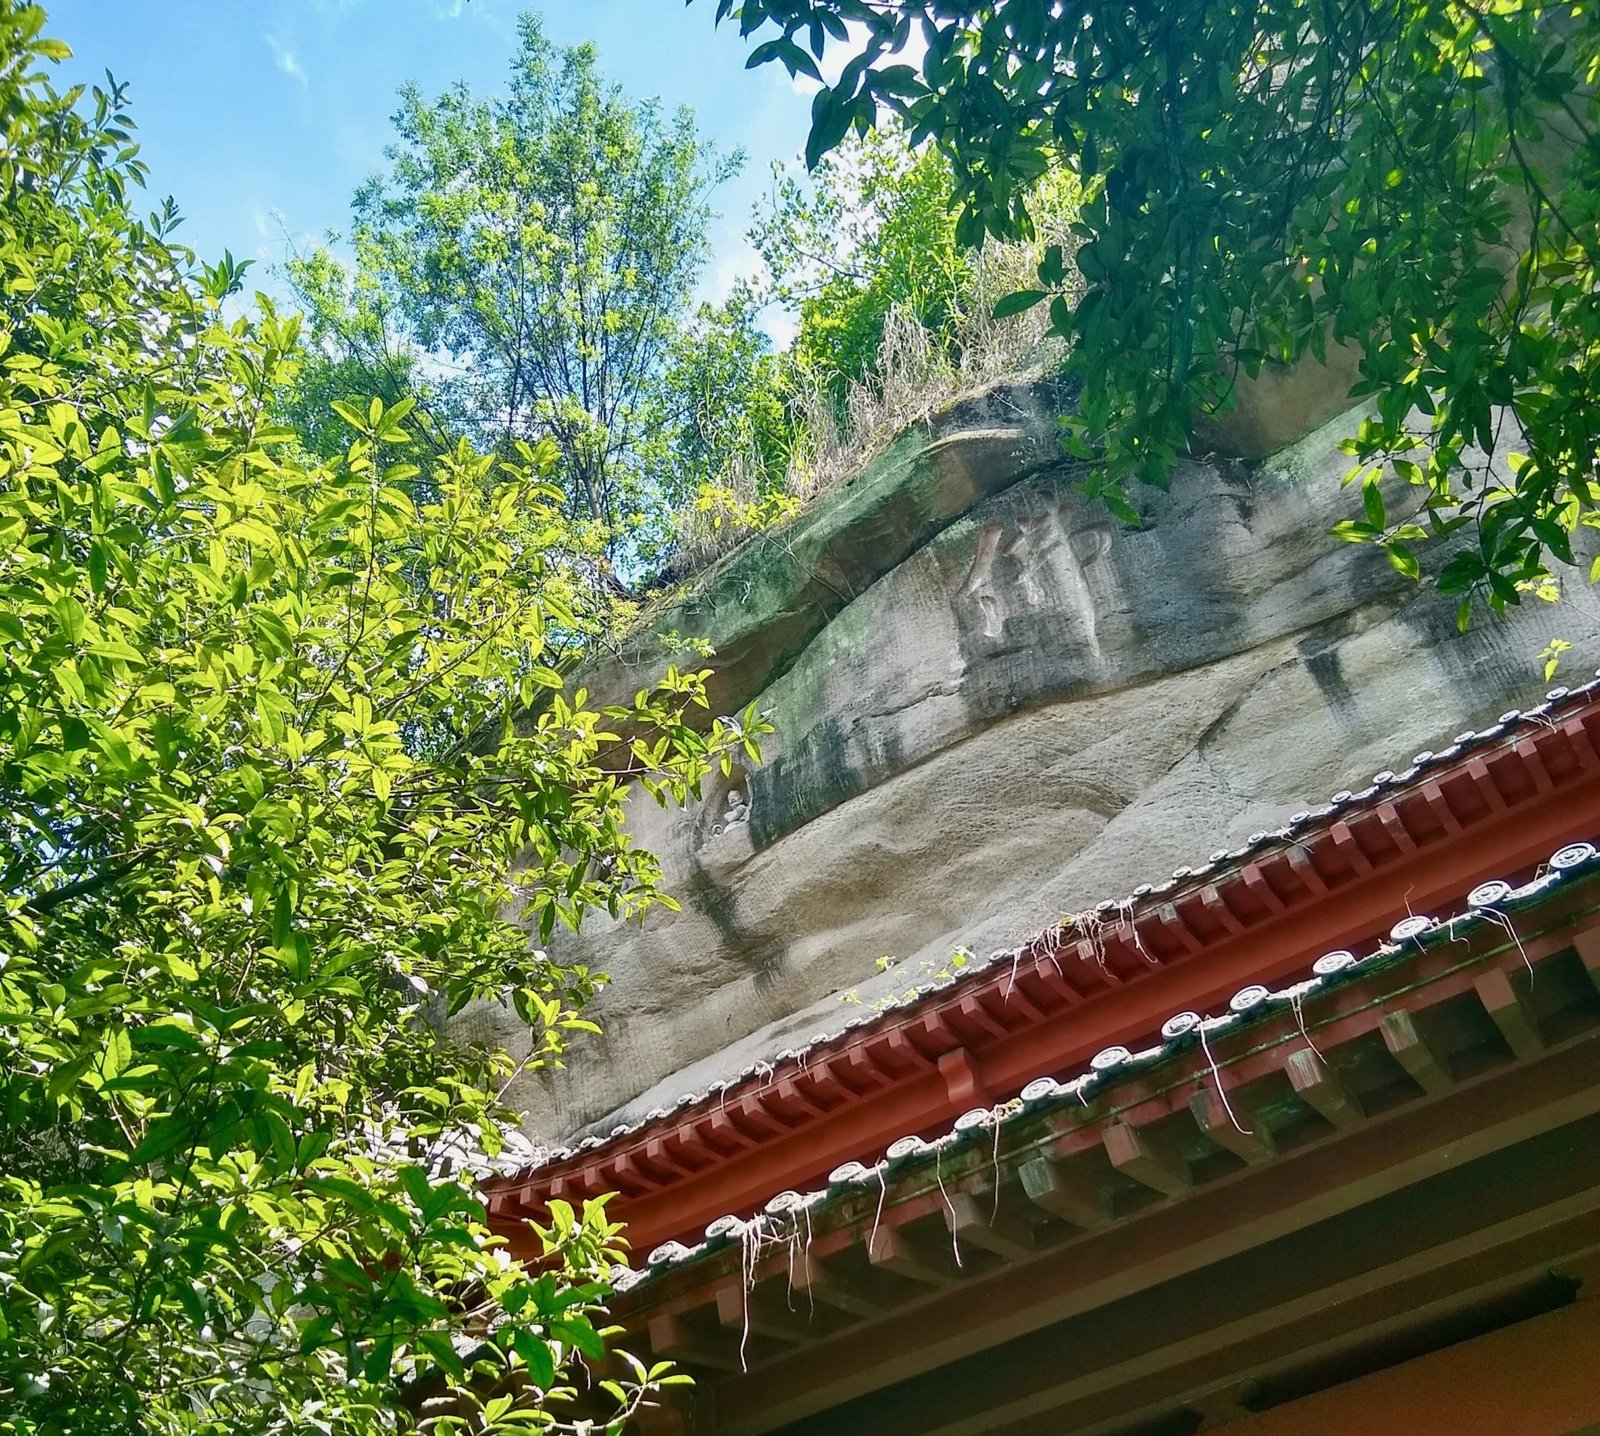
[{"left": 455, "top": 378, "right": 1600, "bottom": 1143}]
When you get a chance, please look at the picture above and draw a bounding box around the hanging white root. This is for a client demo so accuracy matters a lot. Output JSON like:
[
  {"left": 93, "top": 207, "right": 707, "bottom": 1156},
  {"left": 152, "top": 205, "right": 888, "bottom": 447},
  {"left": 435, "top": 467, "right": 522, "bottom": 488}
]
[
  {"left": 934, "top": 1148, "right": 962, "bottom": 1268},
  {"left": 868, "top": 1164, "right": 888, "bottom": 1256},
  {"left": 1481, "top": 905, "right": 1535, "bottom": 984},
  {"left": 990, "top": 1113, "right": 1004, "bottom": 1221},
  {"left": 1199, "top": 1019, "right": 1252, "bottom": 1136},
  {"left": 1289, "top": 990, "right": 1325, "bottom": 1064}
]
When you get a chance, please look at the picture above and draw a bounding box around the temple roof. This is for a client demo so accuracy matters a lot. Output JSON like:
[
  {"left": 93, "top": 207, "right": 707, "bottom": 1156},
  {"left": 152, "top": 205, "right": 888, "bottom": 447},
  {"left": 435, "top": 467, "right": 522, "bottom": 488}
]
[
  {"left": 488, "top": 675, "right": 1600, "bottom": 1258},
  {"left": 483, "top": 676, "right": 1600, "bottom": 1434},
  {"left": 608, "top": 855, "right": 1600, "bottom": 1433},
  {"left": 613, "top": 829, "right": 1599, "bottom": 1294}
]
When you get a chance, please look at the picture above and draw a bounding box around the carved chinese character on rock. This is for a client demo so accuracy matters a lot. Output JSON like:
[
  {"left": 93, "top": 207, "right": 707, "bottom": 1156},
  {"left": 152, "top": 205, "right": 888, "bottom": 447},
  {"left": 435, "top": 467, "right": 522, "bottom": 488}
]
[{"left": 955, "top": 499, "right": 1111, "bottom": 642}]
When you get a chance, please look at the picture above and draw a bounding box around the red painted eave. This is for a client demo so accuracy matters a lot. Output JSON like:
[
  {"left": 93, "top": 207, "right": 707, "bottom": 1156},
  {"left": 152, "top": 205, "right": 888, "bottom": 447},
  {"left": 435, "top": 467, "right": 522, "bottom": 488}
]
[{"left": 486, "top": 690, "right": 1600, "bottom": 1255}]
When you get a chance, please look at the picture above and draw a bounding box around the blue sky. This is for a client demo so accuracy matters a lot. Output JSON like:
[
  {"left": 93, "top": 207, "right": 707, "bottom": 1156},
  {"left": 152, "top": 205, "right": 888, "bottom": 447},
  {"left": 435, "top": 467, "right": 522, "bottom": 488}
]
[{"left": 43, "top": 0, "right": 821, "bottom": 331}]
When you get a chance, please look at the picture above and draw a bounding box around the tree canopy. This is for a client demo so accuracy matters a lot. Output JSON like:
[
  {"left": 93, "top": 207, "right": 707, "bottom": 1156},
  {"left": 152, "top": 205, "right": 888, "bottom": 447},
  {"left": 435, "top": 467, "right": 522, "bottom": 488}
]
[
  {"left": 0, "top": 5, "right": 764, "bottom": 1429},
  {"left": 753, "top": 129, "right": 975, "bottom": 395},
  {"left": 718, "top": 0, "right": 1600, "bottom": 621},
  {"left": 287, "top": 16, "right": 740, "bottom": 578}
]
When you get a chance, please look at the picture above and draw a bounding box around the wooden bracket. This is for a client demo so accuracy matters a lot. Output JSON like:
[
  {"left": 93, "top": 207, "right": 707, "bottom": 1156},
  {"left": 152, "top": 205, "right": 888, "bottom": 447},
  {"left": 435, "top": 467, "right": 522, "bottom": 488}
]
[
  {"left": 648, "top": 1313, "right": 744, "bottom": 1373},
  {"left": 790, "top": 1258, "right": 884, "bottom": 1319},
  {"left": 1475, "top": 967, "right": 1542, "bottom": 1058},
  {"left": 944, "top": 1190, "right": 1034, "bottom": 1262},
  {"left": 938, "top": 1048, "right": 986, "bottom": 1108},
  {"left": 1380, "top": 1009, "right": 1451, "bottom": 1094},
  {"left": 1286, "top": 1047, "right": 1363, "bottom": 1128},
  {"left": 716, "top": 1284, "right": 813, "bottom": 1344},
  {"left": 1189, "top": 1085, "right": 1275, "bottom": 1165},
  {"left": 866, "top": 1224, "right": 962, "bottom": 1286},
  {"left": 1018, "top": 1155, "right": 1108, "bottom": 1228},
  {"left": 1104, "top": 1121, "right": 1191, "bottom": 1197},
  {"left": 1573, "top": 927, "right": 1600, "bottom": 993}
]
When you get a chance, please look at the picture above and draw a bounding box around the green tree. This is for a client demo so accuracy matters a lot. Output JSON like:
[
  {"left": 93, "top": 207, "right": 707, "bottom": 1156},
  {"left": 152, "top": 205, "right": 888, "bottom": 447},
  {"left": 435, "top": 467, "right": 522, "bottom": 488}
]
[
  {"left": 663, "top": 282, "right": 794, "bottom": 500},
  {"left": 288, "top": 14, "right": 740, "bottom": 577},
  {"left": 273, "top": 330, "right": 436, "bottom": 471},
  {"left": 753, "top": 128, "right": 974, "bottom": 396},
  {"left": 720, "top": 0, "right": 1600, "bottom": 620},
  {"left": 752, "top": 128, "right": 1079, "bottom": 415},
  {"left": 0, "top": 7, "right": 764, "bottom": 1430}
]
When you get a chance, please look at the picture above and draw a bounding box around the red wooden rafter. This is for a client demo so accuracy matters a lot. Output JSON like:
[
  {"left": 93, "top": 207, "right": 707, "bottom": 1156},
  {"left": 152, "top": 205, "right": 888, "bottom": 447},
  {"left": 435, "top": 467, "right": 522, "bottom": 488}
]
[{"left": 485, "top": 695, "right": 1600, "bottom": 1257}]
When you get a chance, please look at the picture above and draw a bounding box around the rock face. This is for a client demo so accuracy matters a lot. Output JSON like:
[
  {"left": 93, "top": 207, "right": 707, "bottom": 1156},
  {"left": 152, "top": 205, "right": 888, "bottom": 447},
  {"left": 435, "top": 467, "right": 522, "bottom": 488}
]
[{"left": 457, "top": 379, "right": 1600, "bottom": 1143}]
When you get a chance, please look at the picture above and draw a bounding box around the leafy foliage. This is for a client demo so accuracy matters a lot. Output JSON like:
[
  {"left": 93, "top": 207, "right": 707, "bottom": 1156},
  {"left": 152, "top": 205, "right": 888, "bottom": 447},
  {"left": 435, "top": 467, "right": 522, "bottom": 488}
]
[
  {"left": 718, "top": 0, "right": 1600, "bottom": 620},
  {"left": 286, "top": 15, "right": 739, "bottom": 577},
  {"left": 753, "top": 129, "right": 976, "bottom": 396},
  {"left": 0, "top": 8, "right": 763, "bottom": 1429},
  {"left": 662, "top": 283, "right": 796, "bottom": 507},
  {"left": 728, "top": 129, "right": 1079, "bottom": 513}
]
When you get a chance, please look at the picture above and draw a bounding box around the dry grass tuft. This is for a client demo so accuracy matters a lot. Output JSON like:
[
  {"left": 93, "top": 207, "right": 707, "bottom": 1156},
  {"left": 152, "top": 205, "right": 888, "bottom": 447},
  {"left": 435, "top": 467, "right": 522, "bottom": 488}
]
[{"left": 675, "top": 227, "right": 1081, "bottom": 572}]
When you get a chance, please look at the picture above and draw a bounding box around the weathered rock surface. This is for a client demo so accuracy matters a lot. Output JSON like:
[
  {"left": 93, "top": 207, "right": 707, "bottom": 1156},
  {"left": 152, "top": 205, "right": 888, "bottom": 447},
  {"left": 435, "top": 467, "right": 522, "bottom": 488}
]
[{"left": 454, "top": 381, "right": 1600, "bottom": 1143}]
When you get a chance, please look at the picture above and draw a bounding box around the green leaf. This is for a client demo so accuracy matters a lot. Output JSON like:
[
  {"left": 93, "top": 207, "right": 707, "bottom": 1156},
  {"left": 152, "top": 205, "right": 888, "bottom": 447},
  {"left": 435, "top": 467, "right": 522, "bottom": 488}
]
[
  {"left": 272, "top": 883, "right": 294, "bottom": 955},
  {"left": 992, "top": 288, "right": 1048, "bottom": 319},
  {"left": 295, "top": 1128, "right": 331, "bottom": 1170},
  {"left": 1385, "top": 543, "right": 1420, "bottom": 580},
  {"left": 364, "top": 1336, "right": 395, "bottom": 1382},
  {"left": 1104, "top": 491, "right": 1142, "bottom": 527},
  {"left": 263, "top": 1110, "right": 296, "bottom": 1168},
  {"left": 47, "top": 1052, "right": 95, "bottom": 1103},
  {"left": 514, "top": 1329, "right": 557, "bottom": 1388},
  {"left": 400, "top": 1164, "right": 432, "bottom": 1212},
  {"left": 806, "top": 87, "right": 854, "bottom": 170},
  {"left": 1362, "top": 482, "right": 1385, "bottom": 531},
  {"left": 1437, "top": 551, "right": 1485, "bottom": 595},
  {"left": 53, "top": 658, "right": 87, "bottom": 705},
  {"left": 306, "top": 1176, "right": 376, "bottom": 1210},
  {"left": 552, "top": 1315, "right": 607, "bottom": 1364},
  {"left": 417, "top": 1329, "right": 466, "bottom": 1380},
  {"left": 329, "top": 398, "right": 368, "bottom": 431},
  {"left": 297, "top": 1314, "right": 337, "bottom": 1356},
  {"left": 128, "top": 1114, "right": 195, "bottom": 1165},
  {"left": 101, "top": 1025, "right": 131, "bottom": 1078}
]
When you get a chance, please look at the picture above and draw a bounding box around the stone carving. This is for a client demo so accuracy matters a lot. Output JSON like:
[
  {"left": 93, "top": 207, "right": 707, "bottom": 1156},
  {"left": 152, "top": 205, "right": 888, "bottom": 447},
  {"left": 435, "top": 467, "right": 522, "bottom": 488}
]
[
  {"left": 713, "top": 789, "right": 749, "bottom": 836},
  {"left": 955, "top": 503, "right": 1110, "bottom": 640},
  {"left": 1002, "top": 509, "right": 1063, "bottom": 606},
  {"left": 1068, "top": 520, "right": 1112, "bottom": 565},
  {"left": 702, "top": 773, "right": 754, "bottom": 844},
  {"left": 955, "top": 522, "right": 1005, "bottom": 638}
]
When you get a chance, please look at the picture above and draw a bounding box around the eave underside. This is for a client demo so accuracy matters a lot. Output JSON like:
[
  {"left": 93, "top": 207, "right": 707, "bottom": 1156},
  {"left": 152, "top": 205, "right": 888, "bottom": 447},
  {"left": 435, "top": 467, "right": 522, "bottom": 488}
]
[
  {"left": 493, "top": 691, "right": 1600, "bottom": 1257},
  {"left": 610, "top": 908, "right": 1600, "bottom": 1434}
]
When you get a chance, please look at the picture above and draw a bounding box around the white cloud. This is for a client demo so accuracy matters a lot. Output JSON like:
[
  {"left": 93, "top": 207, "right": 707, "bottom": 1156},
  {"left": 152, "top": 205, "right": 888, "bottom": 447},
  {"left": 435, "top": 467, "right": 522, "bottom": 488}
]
[
  {"left": 699, "top": 229, "right": 760, "bottom": 306},
  {"left": 264, "top": 33, "right": 308, "bottom": 88},
  {"left": 692, "top": 226, "right": 797, "bottom": 350},
  {"left": 252, "top": 205, "right": 277, "bottom": 263},
  {"left": 435, "top": 0, "right": 512, "bottom": 37},
  {"left": 251, "top": 205, "right": 317, "bottom": 267},
  {"left": 759, "top": 307, "right": 797, "bottom": 349}
]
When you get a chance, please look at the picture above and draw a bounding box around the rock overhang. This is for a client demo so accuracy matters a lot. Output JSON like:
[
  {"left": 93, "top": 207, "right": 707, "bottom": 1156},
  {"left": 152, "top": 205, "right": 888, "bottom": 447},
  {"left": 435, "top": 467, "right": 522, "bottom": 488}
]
[{"left": 457, "top": 373, "right": 1600, "bottom": 1149}]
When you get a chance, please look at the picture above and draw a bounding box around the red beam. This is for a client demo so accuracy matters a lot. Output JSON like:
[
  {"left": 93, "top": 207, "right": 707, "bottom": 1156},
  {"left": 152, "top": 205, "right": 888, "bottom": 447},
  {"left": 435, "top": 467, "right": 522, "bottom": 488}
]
[{"left": 488, "top": 707, "right": 1600, "bottom": 1255}]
